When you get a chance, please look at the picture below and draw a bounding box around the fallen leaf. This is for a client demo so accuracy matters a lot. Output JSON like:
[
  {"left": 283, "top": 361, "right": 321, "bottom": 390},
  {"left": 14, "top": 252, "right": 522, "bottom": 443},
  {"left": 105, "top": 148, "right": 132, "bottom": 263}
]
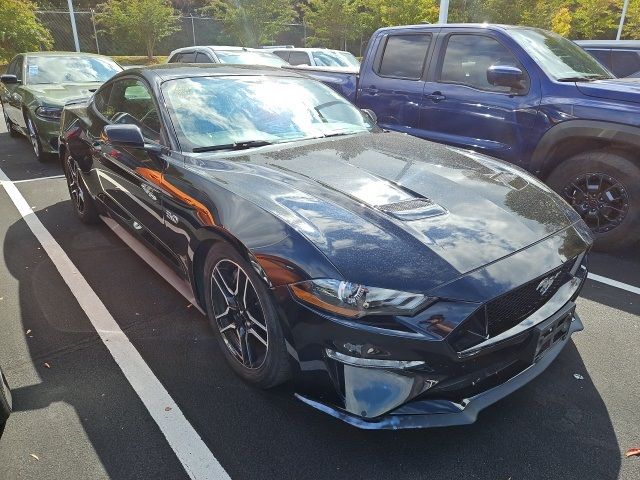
[
  {"left": 30, "top": 454, "right": 39, "bottom": 461},
  {"left": 165, "top": 406, "right": 172, "bottom": 412},
  {"left": 626, "top": 448, "right": 640, "bottom": 458},
  {"left": 26, "top": 329, "right": 32, "bottom": 335},
  {"left": 43, "top": 362, "right": 51, "bottom": 369}
]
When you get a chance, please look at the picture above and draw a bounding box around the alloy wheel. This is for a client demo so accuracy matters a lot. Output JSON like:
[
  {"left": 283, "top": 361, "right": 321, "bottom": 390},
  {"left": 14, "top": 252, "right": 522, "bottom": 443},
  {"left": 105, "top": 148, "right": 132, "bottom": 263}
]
[
  {"left": 561, "top": 172, "right": 629, "bottom": 233},
  {"left": 27, "top": 117, "right": 40, "bottom": 157},
  {"left": 210, "top": 259, "right": 269, "bottom": 369},
  {"left": 66, "top": 155, "right": 85, "bottom": 213}
]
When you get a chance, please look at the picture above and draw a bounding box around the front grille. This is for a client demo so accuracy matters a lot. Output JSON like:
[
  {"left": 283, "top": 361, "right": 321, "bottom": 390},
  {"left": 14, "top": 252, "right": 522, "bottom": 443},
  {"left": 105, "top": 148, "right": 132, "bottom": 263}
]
[{"left": 485, "top": 260, "right": 575, "bottom": 337}]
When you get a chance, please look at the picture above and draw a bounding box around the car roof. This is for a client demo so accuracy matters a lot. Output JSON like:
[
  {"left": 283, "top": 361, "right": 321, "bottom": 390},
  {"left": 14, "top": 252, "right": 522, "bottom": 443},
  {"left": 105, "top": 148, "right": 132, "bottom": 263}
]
[
  {"left": 19, "top": 51, "right": 112, "bottom": 58},
  {"left": 574, "top": 40, "right": 640, "bottom": 49},
  {"left": 119, "top": 63, "right": 305, "bottom": 82},
  {"left": 269, "top": 47, "right": 353, "bottom": 53},
  {"left": 169, "top": 46, "right": 268, "bottom": 55}
]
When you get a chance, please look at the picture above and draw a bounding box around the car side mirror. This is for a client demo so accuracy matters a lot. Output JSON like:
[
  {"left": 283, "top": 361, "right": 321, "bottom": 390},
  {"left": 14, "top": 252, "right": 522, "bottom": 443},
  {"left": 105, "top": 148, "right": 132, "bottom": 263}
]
[
  {"left": 487, "top": 65, "right": 526, "bottom": 91},
  {"left": 0, "top": 74, "right": 19, "bottom": 85},
  {"left": 362, "top": 108, "right": 377, "bottom": 125},
  {"left": 104, "top": 124, "right": 145, "bottom": 149}
]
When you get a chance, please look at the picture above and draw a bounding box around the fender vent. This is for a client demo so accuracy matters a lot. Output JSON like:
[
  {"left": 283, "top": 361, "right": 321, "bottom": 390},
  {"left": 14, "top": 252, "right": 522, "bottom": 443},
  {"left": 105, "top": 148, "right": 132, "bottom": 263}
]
[{"left": 378, "top": 198, "right": 447, "bottom": 221}]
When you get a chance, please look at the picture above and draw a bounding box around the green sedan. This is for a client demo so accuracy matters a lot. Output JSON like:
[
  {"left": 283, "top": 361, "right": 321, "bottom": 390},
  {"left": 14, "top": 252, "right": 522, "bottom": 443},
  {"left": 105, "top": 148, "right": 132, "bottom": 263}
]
[{"left": 0, "top": 52, "right": 122, "bottom": 161}]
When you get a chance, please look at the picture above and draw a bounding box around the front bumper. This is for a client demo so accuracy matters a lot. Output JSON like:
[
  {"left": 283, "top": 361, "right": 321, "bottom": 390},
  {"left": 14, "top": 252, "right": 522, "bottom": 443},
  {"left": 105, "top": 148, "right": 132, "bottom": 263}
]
[{"left": 296, "top": 311, "right": 583, "bottom": 429}]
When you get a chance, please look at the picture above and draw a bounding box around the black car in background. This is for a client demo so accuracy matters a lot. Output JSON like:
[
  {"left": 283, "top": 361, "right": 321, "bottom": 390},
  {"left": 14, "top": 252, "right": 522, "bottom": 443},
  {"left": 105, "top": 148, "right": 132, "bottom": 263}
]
[
  {"left": 59, "top": 64, "right": 592, "bottom": 429},
  {"left": 575, "top": 40, "right": 640, "bottom": 77}
]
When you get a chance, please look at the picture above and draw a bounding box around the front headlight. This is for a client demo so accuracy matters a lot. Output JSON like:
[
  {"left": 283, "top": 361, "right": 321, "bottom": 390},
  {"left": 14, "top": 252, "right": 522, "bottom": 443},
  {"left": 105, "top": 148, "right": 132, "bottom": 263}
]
[
  {"left": 290, "top": 279, "right": 435, "bottom": 318},
  {"left": 35, "top": 106, "right": 63, "bottom": 121}
]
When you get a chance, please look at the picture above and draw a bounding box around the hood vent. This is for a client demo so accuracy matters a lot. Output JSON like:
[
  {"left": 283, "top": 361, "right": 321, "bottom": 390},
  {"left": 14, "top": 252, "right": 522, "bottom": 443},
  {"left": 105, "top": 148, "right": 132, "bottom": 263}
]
[{"left": 377, "top": 198, "right": 447, "bottom": 221}]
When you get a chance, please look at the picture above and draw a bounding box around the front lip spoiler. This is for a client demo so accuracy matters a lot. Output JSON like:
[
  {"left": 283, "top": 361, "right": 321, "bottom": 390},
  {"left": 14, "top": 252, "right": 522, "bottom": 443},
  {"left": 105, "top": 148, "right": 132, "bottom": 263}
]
[{"left": 296, "top": 313, "right": 584, "bottom": 430}]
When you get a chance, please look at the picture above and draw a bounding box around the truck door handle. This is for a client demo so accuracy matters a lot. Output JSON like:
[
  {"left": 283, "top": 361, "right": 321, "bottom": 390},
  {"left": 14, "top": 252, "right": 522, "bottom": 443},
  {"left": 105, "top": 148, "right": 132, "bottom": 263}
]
[
  {"left": 425, "top": 92, "right": 446, "bottom": 102},
  {"left": 364, "top": 86, "right": 378, "bottom": 95}
]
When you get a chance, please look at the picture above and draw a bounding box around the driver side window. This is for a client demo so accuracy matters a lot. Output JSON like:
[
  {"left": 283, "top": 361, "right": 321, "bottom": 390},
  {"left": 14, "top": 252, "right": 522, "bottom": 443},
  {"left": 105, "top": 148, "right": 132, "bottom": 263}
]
[{"left": 105, "top": 78, "right": 162, "bottom": 143}]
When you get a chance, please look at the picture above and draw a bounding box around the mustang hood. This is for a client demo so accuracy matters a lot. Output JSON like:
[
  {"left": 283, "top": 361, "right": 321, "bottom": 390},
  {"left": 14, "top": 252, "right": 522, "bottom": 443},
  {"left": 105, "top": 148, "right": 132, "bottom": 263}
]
[
  {"left": 25, "top": 82, "right": 100, "bottom": 106},
  {"left": 576, "top": 77, "right": 640, "bottom": 103},
  {"left": 191, "top": 133, "right": 583, "bottom": 293}
]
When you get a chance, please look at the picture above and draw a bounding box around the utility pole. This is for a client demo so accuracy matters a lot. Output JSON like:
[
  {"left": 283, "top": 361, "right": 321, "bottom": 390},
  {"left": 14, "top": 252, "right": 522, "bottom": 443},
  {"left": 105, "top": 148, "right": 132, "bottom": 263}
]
[
  {"left": 91, "top": 9, "right": 100, "bottom": 54},
  {"left": 191, "top": 16, "right": 196, "bottom": 45},
  {"left": 67, "top": 0, "right": 80, "bottom": 52},
  {"left": 617, "top": 0, "right": 630, "bottom": 40},
  {"left": 439, "top": 0, "right": 450, "bottom": 24}
]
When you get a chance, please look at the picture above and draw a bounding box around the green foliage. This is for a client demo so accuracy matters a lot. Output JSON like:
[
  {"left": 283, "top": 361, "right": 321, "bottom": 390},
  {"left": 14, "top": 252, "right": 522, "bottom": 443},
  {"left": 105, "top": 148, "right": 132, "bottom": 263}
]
[
  {"left": 303, "top": 0, "right": 376, "bottom": 49},
  {"left": 371, "top": 0, "right": 438, "bottom": 27},
  {"left": 96, "top": 0, "right": 180, "bottom": 59},
  {"left": 551, "top": 7, "right": 572, "bottom": 36},
  {"left": 0, "top": 0, "right": 53, "bottom": 63},
  {"left": 203, "top": 0, "right": 296, "bottom": 47}
]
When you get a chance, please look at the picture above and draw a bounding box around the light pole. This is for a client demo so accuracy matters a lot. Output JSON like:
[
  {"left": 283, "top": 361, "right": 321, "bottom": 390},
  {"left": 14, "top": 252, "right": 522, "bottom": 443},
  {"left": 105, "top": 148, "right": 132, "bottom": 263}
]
[
  {"left": 439, "top": 0, "right": 450, "bottom": 24},
  {"left": 617, "top": 0, "right": 630, "bottom": 40},
  {"left": 67, "top": 0, "right": 80, "bottom": 52}
]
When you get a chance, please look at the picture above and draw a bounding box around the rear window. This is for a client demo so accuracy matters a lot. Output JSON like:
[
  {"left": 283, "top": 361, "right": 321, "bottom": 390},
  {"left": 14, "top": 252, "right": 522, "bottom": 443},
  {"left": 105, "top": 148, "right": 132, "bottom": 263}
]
[
  {"left": 611, "top": 50, "right": 640, "bottom": 77},
  {"left": 377, "top": 34, "right": 431, "bottom": 79}
]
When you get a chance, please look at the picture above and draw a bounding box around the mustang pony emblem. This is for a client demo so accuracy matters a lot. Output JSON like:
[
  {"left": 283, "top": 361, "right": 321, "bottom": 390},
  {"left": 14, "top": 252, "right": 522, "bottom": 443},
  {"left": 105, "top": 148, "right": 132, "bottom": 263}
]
[{"left": 536, "top": 272, "right": 560, "bottom": 296}]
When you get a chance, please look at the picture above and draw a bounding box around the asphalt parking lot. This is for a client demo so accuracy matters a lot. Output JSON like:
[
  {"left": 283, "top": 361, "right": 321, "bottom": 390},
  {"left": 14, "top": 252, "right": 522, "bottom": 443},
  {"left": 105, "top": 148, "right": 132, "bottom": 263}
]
[{"left": 0, "top": 110, "right": 638, "bottom": 480}]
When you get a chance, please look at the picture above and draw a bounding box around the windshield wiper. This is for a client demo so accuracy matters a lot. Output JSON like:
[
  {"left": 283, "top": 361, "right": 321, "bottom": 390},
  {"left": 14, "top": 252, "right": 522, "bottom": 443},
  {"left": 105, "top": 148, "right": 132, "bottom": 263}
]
[
  {"left": 192, "top": 140, "right": 273, "bottom": 153},
  {"left": 557, "top": 74, "right": 611, "bottom": 82}
]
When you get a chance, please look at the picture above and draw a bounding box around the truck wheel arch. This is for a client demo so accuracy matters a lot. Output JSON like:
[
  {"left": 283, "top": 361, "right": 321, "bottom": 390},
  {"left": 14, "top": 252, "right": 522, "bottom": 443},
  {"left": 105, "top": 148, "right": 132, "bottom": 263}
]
[{"left": 531, "top": 120, "right": 640, "bottom": 179}]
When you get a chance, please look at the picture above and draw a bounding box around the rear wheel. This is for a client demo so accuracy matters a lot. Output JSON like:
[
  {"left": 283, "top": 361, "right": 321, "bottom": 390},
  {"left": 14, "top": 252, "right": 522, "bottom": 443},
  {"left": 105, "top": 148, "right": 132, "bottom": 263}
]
[
  {"left": 204, "top": 243, "right": 290, "bottom": 388},
  {"left": 3, "top": 107, "right": 19, "bottom": 138},
  {"left": 63, "top": 151, "right": 99, "bottom": 224},
  {"left": 547, "top": 150, "right": 640, "bottom": 251}
]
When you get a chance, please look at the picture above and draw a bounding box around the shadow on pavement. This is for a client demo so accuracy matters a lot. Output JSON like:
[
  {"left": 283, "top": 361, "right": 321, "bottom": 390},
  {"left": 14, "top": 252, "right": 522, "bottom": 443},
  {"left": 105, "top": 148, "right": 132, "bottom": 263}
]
[{"left": 3, "top": 197, "right": 624, "bottom": 480}]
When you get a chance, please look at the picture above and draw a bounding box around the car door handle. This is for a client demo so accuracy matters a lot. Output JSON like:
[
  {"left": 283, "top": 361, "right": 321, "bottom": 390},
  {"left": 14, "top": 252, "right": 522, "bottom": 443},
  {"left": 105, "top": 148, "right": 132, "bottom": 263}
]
[
  {"left": 425, "top": 92, "right": 446, "bottom": 102},
  {"left": 364, "top": 86, "right": 379, "bottom": 95}
]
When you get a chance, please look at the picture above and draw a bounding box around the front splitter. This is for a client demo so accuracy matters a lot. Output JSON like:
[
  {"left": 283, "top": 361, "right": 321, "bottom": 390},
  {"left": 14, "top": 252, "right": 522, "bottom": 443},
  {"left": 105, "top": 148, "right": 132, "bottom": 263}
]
[{"left": 296, "top": 313, "right": 584, "bottom": 430}]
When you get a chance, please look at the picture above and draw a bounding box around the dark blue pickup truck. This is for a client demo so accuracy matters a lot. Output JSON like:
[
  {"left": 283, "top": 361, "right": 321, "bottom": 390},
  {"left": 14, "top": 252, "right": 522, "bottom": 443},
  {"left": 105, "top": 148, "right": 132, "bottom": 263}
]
[{"left": 302, "top": 24, "right": 640, "bottom": 250}]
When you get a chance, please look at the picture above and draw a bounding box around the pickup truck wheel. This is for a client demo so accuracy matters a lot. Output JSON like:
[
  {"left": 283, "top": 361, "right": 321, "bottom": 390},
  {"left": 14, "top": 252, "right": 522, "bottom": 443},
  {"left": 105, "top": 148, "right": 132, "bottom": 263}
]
[{"left": 547, "top": 151, "right": 640, "bottom": 251}]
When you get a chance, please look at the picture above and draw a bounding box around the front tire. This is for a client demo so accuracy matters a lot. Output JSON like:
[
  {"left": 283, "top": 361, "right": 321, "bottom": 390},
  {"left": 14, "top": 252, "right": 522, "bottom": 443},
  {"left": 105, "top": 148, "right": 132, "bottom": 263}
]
[
  {"left": 24, "top": 112, "right": 48, "bottom": 162},
  {"left": 63, "top": 151, "right": 100, "bottom": 224},
  {"left": 547, "top": 150, "right": 640, "bottom": 251},
  {"left": 204, "top": 243, "right": 290, "bottom": 388}
]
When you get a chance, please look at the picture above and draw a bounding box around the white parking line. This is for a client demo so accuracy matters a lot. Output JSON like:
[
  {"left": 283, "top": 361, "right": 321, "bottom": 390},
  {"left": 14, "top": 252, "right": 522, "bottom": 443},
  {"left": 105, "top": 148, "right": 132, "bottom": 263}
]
[
  {"left": 0, "top": 167, "right": 230, "bottom": 480},
  {"left": 588, "top": 273, "right": 640, "bottom": 295},
  {"left": 12, "top": 175, "right": 66, "bottom": 183}
]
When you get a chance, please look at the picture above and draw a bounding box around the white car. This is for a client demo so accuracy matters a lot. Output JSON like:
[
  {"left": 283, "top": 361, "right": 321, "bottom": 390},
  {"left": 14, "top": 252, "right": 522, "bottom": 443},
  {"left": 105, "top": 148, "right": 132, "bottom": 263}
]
[
  {"left": 167, "top": 46, "right": 288, "bottom": 67},
  {"left": 265, "top": 47, "right": 360, "bottom": 69}
]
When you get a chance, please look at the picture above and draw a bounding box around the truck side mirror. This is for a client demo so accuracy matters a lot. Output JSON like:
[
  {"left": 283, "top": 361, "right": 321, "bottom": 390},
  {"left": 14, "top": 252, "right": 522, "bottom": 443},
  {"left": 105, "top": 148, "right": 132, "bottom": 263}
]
[{"left": 487, "top": 65, "right": 526, "bottom": 91}]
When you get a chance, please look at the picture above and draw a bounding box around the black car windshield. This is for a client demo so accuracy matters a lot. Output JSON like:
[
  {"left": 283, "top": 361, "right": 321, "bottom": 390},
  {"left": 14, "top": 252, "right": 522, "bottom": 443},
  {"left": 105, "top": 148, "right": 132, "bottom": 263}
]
[
  {"left": 162, "top": 75, "right": 375, "bottom": 152},
  {"left": 509, "top": 28, "right": 613, "bottom": 81},
  {"left": 312, "top": 51, "right": 360, "bottom": 68},
  {"left": 25, "top": 56, "right": 122, "bottom": 85},
  {"left": 214, "top": 51, "right": 287, "bottom": 67}
]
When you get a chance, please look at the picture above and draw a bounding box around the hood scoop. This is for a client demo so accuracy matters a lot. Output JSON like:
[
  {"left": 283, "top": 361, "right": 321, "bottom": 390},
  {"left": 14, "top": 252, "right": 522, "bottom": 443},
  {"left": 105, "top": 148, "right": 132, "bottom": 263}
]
[{"left": 377, "top": 198, "right": 447, "bottom": 221}]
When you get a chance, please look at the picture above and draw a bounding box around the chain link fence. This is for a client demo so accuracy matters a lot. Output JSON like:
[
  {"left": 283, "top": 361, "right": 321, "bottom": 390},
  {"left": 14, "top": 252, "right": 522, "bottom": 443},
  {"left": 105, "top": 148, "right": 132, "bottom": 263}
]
[{"left": 35, "top": 11, "right": 307, "bottom": 57}]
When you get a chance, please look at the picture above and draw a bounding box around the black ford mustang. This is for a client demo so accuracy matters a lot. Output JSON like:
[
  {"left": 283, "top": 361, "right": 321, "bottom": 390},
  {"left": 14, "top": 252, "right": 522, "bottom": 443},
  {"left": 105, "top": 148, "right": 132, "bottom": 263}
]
[{"left": 59, "top": 64, "right": 592, "bottom": 429}]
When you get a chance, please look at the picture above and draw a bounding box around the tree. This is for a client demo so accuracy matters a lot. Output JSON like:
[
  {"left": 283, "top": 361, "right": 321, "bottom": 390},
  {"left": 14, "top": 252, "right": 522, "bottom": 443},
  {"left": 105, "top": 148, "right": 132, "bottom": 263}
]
[
  {"left": 0, "top": 0, "right": 52, "bottom": 63},
  {"left": 203, "top": 0, "right": 295, "bottom": 47},
  {"left": 571, "top": 0, "right": 619, "bottom": 39},
  {"left": 371, "top": 0, "right": 438, "bottom": 27},
  {"left": 551, "top": 7, "right": 572, "bottom": 36},
  {"left": 96, "top": 0, "right": 180, "bottom": 60},
  {"left": 303, "top": 0, "right": 374, "bottom": 50}
]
